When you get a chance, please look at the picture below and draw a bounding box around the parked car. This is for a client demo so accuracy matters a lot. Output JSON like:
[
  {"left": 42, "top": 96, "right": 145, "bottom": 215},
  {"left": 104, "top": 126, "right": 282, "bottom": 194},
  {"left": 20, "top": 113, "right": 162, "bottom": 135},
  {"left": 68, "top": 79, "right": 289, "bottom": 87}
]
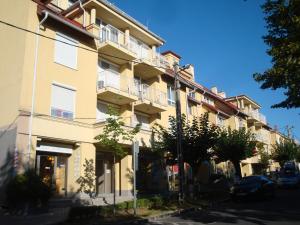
[
  {"left": 277, "top": 173, "right": 299, "bottom": 188},
  {"left": 230, "top": 175, "right": 276, "bottom": 200}
]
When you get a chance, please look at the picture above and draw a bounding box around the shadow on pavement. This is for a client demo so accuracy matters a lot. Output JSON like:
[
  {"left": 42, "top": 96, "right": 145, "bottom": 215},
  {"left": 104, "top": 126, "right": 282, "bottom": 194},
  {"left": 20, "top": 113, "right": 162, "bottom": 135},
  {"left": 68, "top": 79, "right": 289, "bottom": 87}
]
[{"left": 156, "top": 189, "right": 300, "bottom": 225}]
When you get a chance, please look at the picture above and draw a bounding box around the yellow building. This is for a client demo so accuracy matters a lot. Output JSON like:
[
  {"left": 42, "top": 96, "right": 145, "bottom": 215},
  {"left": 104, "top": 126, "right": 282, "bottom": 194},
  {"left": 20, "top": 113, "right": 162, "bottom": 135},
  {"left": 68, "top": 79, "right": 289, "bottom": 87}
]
[{"left": 0, "top": 0, "right": 288, "bottom": 203}]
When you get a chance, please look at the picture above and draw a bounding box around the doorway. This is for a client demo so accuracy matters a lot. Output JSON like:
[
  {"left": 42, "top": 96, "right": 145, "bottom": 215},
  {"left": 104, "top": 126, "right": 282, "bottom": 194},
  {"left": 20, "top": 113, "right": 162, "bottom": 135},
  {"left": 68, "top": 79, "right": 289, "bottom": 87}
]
[
  {"left": 96, "top": 152, "right": 113, "bottom": 195},
  {"left": 36, "top": 153, "right": 68, "bottom": 196}
]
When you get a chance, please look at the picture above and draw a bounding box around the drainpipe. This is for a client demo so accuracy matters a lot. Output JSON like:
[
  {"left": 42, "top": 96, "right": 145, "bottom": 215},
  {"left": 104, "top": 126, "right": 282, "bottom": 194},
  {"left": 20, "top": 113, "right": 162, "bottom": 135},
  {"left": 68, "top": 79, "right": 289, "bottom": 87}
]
[
  {"left": 79, "top": 0, "right": 86, "bottom": 27},
  {"left": 27, "top": 12, "right": 49, "bottom": 166}
]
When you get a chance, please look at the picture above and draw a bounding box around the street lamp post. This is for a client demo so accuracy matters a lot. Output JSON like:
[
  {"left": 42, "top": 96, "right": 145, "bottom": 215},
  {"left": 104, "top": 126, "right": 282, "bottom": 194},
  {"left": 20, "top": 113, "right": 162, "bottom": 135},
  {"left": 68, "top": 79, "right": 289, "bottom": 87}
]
[{"left": 173, "top": 63, "right": 190, "bottom": 203}]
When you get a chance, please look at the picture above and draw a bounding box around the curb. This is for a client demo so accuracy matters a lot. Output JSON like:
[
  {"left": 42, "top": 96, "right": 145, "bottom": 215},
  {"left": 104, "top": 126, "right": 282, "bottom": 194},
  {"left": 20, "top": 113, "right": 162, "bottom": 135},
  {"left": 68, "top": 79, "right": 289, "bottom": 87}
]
[{"left": 111, "top": 207, "right": 199, "bottom": 225}]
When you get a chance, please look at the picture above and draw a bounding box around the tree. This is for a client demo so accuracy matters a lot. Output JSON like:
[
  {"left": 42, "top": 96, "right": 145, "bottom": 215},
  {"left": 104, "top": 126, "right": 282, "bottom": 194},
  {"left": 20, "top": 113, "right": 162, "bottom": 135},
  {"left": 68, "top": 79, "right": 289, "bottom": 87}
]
[
  {"left": 258, "top": 147, "right": 271, "bottom": 174},
  {"left": 214, "top": 128, "right": 256, "bottom": 178},
  {"left": 95, "top": 106, "right": 140, "bottom": 212},
  {"left": 184, "top": 113, "right": 219, "bottom": 178},
  {"left": 76, "top": 159, "right": 96, "bottom": 198},
  {"left": 153, "top": 112, "right": 219, "bottom": 181},
  {"left": 271, "top": 139, "right": 299, "bottom": 167},
  {"left": 253, "top": 0, "right": 300, "bottom": 108}
]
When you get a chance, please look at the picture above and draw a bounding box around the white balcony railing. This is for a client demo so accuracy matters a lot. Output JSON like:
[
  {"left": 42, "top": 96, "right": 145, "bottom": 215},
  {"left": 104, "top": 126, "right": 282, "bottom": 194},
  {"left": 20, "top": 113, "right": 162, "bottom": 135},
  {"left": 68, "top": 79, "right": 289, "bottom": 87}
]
[
  {"left": 138, "top": 83, "right": 167, "bottom": 107},
  {"left": 97, "top": 23, "right": 170, "bottom": 70},
  {"left": 97, "top": 70, "right": 139, "bottom": 96},
  {"left": 243, "top": 109, "right": 267, "bottom": 124},
  {"left": 255, "top": 131, "right": 269, "bottom": 143}
]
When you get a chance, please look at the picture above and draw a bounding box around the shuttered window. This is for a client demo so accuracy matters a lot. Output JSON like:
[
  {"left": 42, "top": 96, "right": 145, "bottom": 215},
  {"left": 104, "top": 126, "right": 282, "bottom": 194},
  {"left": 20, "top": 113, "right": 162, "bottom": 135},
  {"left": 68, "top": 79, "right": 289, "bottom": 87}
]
[
  {"left": 54, "top": 33, "right": 78, "bottom": 69},
  {"left": 51, "top": 84, "right": 75, "bottom": 120}
]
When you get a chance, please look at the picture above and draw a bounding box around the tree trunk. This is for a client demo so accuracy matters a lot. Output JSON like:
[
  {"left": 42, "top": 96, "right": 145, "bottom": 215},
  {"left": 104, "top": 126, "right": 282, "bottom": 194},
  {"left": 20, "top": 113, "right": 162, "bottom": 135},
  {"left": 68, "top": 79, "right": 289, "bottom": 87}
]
[
  {"left": 232, "top": 161, "right": 242, "bottom": 178},
  {"left": 113, "top": 154, "right": 116, "bottom": 215}
]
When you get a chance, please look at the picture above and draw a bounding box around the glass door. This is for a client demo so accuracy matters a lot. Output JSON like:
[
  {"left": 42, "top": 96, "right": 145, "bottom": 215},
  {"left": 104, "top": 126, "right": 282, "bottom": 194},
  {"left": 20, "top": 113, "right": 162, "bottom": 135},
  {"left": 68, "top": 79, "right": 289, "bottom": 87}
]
[{"left": 36, "top": 154, "right": 68, "bottom": 196}]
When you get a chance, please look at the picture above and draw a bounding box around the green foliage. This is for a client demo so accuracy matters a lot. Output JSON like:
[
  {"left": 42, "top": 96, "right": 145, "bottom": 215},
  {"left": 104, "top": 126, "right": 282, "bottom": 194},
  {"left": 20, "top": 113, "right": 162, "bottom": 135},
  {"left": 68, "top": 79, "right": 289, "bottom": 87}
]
[
  {"left": 149, "top": 195, "right": 164, "bottom": 209},
  {"left": 253, "top": 0, "right": 300, "bottom": 108},
  {"left": 272, "top": 139, "right": 300, "bottom": 166},
  {"left": 153, "top": 112, "right": 219, "bottom": 174},
  {"left": 214, "top": 127, "right": 256, "bottom": 177},
  {"left": 95, "top": 106, "right": 140, "bottom": 158},
  {"left": 6, "top": 169, "right": 52, "bottom": 207},
  {"left": 76, "top": 159, "right": 96, "bottom": 197},
  {"left": 258, "top": 146, "right": 271, "bottom": 172},
  {"left": 68, "top": 196, "right": 168, "bottom": 220}
]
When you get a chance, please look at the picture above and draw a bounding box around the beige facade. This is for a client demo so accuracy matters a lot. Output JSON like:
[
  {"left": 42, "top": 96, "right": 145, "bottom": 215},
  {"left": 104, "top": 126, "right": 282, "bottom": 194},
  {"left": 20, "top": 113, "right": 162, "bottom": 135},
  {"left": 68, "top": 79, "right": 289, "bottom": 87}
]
[{"left": 0, "top": 0, "right": 289, "bottom": 203}]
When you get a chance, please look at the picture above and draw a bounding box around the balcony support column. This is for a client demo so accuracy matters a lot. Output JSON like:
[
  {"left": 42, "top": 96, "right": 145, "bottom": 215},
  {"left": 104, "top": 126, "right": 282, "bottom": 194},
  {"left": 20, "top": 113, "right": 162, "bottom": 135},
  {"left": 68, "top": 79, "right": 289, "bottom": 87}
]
[
  {"left": 90, "top": 8, "right": 96, "bottom": 24},
  {"left": 151, "top": 45, "right": 157, "bottom": 59},
  {"left": 125, "top": 28, "right": 130, "bottom": 47}
]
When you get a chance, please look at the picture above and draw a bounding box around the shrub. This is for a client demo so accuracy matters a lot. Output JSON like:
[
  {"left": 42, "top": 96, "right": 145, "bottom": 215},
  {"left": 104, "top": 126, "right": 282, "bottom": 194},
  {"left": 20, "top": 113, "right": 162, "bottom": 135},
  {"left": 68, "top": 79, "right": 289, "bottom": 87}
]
[
  {"left": 6, "top": 169, "right": 52, "bottom": 208},
  {"left": 150, "top": 195, "right": 164, "bottom": 209}
]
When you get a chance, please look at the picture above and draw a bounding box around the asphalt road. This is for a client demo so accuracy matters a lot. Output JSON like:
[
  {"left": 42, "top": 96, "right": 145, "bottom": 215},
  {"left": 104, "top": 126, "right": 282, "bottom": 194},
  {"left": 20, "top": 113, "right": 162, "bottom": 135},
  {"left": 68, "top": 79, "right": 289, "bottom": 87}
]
[{"left": 148, "top": 188, "right": 300, "bottom": 225}]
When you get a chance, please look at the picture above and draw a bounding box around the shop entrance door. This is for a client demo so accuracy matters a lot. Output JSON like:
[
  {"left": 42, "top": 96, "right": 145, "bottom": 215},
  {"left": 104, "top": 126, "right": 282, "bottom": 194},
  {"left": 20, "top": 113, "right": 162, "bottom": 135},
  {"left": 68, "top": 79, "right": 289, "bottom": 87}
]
[{"left": 36, "top": 154, "right": 68, "bottom": 196}]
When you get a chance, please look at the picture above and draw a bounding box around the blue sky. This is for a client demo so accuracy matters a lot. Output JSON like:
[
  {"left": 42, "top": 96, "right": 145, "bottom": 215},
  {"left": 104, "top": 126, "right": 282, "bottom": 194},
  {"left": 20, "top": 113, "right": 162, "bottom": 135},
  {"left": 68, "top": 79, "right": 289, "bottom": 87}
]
[{"left": 110, "top": 0, "right": 300, "bottom": 139}]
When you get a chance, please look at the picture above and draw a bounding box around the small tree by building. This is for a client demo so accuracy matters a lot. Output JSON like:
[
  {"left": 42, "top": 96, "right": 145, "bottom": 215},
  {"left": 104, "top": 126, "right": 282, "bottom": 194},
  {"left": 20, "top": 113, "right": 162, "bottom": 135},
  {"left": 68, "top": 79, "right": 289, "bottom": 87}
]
[
  {"left": 271, "top": 139, "right": 299, "bottom": 167},
  {"left": 95, "top": 106, "right": 140, "bottom": 212},
  {"left": 214, "top": 127, "right": 256, "bottom": 178},
  {"left": 76, "top": 159, "right": 96, "bottom": 198}
]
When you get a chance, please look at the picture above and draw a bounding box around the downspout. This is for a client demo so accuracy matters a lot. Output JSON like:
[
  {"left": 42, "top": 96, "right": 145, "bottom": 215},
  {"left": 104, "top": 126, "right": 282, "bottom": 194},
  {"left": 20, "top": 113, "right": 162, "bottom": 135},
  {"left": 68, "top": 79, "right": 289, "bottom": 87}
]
[
  {"left": 79, "top": 0, "right": 86, "bottom": 27},
  {"left": 27, "top": 12, "right": 49, "bottom": 166}
]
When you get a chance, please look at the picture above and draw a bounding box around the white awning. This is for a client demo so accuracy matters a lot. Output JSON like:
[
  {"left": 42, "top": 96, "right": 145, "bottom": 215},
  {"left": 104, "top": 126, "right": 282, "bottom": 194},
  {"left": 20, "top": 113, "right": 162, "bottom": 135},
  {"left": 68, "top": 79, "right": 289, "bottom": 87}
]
[{"left": 36, "top": 144, "right": 73, "bottom": 154}]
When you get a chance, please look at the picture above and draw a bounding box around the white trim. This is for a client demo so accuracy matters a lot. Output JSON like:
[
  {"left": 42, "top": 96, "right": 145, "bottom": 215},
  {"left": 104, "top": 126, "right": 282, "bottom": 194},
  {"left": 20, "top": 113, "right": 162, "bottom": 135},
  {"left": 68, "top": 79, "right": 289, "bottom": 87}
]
[{"left": 52, "top": 81, "right": 77, "bottom": 91}]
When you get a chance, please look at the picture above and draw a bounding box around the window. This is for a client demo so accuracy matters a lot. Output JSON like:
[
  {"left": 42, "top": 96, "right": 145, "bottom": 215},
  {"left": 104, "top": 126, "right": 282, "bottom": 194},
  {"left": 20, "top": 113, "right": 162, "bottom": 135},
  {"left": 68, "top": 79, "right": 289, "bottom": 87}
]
[
  {"left": 187, "top": 102, "right": 193, "bottom": 115},
  {"left": 238, "top": 118, "right": 245, "bottom": 129},
  {"left": 188, "top": 91, "right": 196, "bottom": 99},
  {"left": 98, "top": 60, "right": 120, "bottom": 90},
  {"left": 96, "top": 102, "right": 119, "bottom": 122},
  {"left": 68, "top": 0, "right": 77, "bottom": 7},
  {"left": 167, "top": 85, "right": 176, "bottom": 106},
  {"left": 51, "top": 84, "right": 75, "bottom": 120},
  {"left": 203, "top": 96, "right": 214, "bottom": 105},
  {"left": 96, "top": 102, "right": 109, "bottom": 122},
  {"left": 129, "top": 37, "right": 149, "bottom": 59},
  {"left": 133, "top": 113, "right": 150, "bottom": 130},
  {"left": 216, "top": 115, "right": 225, "bottom": 127},
  {"left": 54, "top": 33, "right": 78, "bottom": 69}
]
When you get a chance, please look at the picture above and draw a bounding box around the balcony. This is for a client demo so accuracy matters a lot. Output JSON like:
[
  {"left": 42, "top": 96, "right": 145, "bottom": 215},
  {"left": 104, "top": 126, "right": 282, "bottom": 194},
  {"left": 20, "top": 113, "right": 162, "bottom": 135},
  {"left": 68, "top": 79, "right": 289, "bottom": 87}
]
[
  {"left": 135, "top": 84, "right": 168, "bottom": 114},
  {"left": 255, "top": 131, "right": 269, "bottom": 143},
  {"left": 88, "top": 24, "right": 137, "bottom": 65},
  {"left": 243, "top": 109, "right": 267, "bottom": 125},
  {"left": 97, "top": 70, "right": 138, "bottom": 105},
  {"left": 130, "top": 38, "right": 169, "bottom": 79}
]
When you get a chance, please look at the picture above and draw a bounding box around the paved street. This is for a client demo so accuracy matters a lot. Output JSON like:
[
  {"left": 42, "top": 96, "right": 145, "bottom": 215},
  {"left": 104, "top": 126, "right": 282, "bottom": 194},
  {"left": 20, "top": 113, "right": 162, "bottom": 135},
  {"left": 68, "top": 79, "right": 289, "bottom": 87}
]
[{"left": 148, "top": 188, "right": 300, "bottom": 225}]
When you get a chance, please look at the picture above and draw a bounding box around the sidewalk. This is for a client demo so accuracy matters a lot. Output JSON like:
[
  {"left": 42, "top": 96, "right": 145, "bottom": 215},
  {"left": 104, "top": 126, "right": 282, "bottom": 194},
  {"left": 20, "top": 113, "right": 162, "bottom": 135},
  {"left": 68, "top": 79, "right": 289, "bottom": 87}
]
[{"left": 0, "top": 207, "right": 70, "bottom": 225}]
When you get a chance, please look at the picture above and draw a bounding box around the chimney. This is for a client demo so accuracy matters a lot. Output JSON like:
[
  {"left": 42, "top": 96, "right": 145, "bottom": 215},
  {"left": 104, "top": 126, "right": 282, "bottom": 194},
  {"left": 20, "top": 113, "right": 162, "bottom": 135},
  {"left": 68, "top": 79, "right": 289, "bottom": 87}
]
[
  {"left": 186, "top": 64, "right": 195, "bottom": 79},
  {"left": 162, "top": 50, "right": 181, "bottom": 67},
  {"left": 211, "top": 86, "right": 218, "bottom": 94},
  {"left": 218, "top": 91, "right": 226, "bottom": 98}
]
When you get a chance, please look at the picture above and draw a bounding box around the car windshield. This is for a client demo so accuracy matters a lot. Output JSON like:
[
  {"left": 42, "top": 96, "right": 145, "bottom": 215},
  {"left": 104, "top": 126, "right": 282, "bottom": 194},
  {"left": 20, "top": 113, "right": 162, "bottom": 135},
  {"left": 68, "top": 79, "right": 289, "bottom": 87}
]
[{"left": 239, "top": 176, "right": 261, "bottom": 185}]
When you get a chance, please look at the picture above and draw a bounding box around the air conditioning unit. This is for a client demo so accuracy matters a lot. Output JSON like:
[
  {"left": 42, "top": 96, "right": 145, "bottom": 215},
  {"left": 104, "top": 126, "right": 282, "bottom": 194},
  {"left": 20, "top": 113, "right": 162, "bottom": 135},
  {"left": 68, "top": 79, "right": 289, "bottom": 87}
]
[{"left": 98, "top": 80, "right": 105, "bottom": 89}]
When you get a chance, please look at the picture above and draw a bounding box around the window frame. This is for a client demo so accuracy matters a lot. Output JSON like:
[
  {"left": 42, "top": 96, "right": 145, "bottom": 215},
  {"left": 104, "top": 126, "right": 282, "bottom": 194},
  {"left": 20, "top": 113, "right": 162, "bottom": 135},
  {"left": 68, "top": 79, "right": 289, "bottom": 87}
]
[
  {"left": 50, "top": 82, "right": 76, "bottom": 120},
  {"left": 54, "top": 32, "right": 78, "bottom": 70},
  {"left": 167, "top": 85, "right": 176, "bottom": 106}
]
